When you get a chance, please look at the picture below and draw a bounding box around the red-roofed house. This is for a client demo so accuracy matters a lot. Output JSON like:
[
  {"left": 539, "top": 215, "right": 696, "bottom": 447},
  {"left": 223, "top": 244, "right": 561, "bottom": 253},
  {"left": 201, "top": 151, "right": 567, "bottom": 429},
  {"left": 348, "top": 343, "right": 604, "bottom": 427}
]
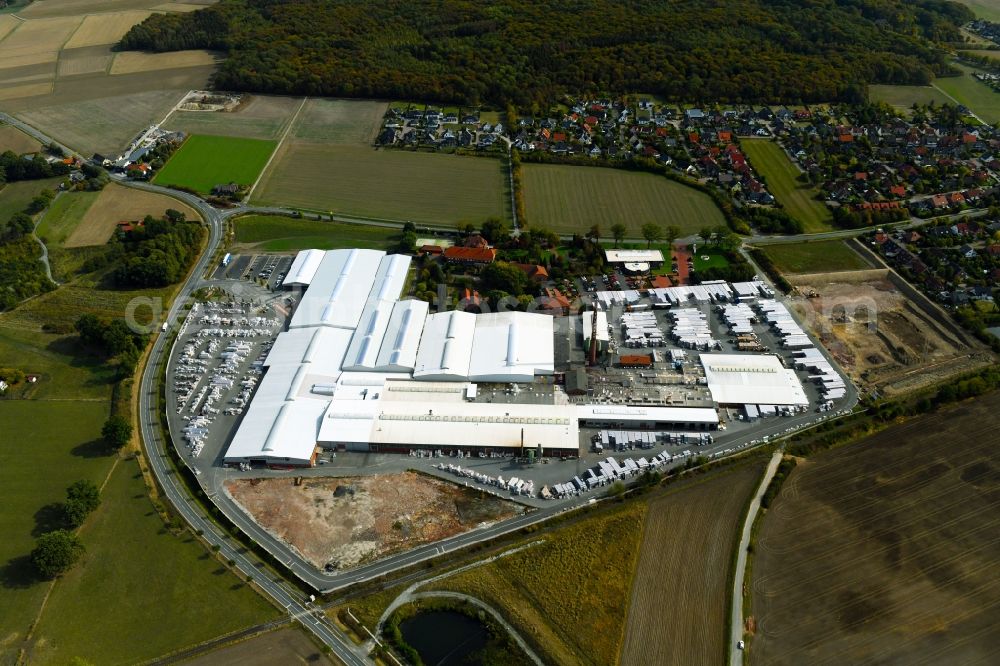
[{"left": 443, "top": 247, "right": 497, "bottom": 265}]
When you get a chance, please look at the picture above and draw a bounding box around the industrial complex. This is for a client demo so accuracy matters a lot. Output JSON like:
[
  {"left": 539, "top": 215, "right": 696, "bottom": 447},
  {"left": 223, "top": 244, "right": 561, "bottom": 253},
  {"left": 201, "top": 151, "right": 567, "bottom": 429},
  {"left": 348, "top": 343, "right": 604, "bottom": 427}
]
[{"left": 199, "top": 248, "right": 847, "bottom": 468}]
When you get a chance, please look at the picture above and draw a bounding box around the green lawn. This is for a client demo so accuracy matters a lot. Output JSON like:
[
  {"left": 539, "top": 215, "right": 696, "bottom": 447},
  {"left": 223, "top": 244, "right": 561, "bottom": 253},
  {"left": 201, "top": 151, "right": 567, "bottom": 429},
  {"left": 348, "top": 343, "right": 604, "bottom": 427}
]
[
  {"left": 0, "top": 400, "right": 112, "bottom": 654},
  {"left": 868, "top": 84, "right": 952, "bottom": 111},
  {"left": 35, "top": 190, "right": 99, "bottom": 248},
  {"left": 933, "top": 62, "right": 1000, "bottom": 124},
  {"left": 521, "top": 164, "right": 725, "bottom": 237},
  {"left": 691, "top": 249, "right": 730, "bottom": 271},
  {"left": 761, "top": 240, "right": 871, "bottom": 274},
  {"left": 153, "top": 135, "right": 278, "bottom": 194},
  {"left": 0, "top": 177, "right": 64, "bottom": 221},
  {"left": 29, "top": 459, "right": 279, "bottom": 665},
  {"left": 232, "top": 215, "right": 399, "bottom": 252},
  {"left": 740, "top": 139, "right": 833, "bottom": 233}
]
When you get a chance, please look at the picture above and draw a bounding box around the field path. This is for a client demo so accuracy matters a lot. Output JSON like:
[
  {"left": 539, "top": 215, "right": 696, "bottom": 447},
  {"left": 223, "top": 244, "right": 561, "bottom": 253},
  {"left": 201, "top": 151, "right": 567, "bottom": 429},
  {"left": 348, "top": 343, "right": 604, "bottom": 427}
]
[
  {"left": 931, "top": 81, "right": 986, "bottom": 124},
  {"left": 730, "top": 449, "right": 783, "bottom": 666},
  {"left": 32, "top": 192, "right": 60, "bottom": 284},
  {"left": 245, "top": 96, "right": 307, "bottom": 202}
]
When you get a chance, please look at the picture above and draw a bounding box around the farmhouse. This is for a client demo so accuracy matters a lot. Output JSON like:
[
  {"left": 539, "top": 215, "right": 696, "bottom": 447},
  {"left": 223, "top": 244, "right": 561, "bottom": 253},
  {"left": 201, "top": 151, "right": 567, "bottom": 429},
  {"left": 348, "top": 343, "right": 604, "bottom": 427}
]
[{"left": 443, "top": 246, "right": 497, "bottom": 264}]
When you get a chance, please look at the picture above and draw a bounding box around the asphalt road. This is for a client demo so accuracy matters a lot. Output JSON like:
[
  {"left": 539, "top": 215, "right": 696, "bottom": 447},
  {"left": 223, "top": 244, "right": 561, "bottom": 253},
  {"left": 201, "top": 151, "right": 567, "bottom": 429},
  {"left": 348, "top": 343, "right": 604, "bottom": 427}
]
[{"left": 730, "top": 448, "right": 783, "bottom": 666}]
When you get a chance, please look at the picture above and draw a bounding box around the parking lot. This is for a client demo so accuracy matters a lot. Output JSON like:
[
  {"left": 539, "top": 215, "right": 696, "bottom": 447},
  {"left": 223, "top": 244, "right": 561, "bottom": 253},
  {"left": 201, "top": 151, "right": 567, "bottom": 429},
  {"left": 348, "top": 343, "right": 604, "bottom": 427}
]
[{"left": 214, "top": 253, "right": 294, "bottom": 290}]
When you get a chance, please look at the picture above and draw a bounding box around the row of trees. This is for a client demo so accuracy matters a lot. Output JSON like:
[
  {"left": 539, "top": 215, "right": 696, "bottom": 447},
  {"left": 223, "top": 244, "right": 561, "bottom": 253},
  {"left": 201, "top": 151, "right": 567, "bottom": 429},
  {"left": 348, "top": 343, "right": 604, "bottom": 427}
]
[
  {"left": 118, "top": 0, "right": 970, "bottom": 107},
  {"left": 0, "top": 151, "right": 70, "bottom": 186},
  {"left": 30, "top": 480, "right": 102, "bottom": 579}
]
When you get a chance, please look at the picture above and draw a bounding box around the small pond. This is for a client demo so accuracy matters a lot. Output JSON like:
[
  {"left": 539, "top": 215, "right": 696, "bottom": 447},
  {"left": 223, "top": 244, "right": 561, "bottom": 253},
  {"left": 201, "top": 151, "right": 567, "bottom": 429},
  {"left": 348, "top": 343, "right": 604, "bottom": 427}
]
[{"left": 398, "top": 609, "right": 490, "bottom": 665}]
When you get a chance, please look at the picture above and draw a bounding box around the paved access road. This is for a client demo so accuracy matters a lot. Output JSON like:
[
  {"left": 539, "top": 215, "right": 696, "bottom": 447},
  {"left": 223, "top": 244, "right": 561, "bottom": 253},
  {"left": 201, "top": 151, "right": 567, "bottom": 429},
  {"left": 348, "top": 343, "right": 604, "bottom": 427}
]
[{"left": 730, "top": 449, "right": 783, "bottom": 666}]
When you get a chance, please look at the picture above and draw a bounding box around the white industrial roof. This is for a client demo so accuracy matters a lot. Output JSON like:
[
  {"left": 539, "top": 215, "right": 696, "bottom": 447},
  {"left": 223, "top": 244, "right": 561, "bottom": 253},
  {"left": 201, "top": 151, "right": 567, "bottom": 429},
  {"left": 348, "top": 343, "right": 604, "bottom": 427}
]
[
  {"left": 412, "top": 311, "right": 476, "bottom": 381},
  {"left": 284, "top": 249, "right": 326, "bottom": 287},
  {"left": 468, "top": 312, "right": 554, "bottom": 382},
  {"left": 605, "top": 249, "right": 664, "bottom": 263},
  {"left": 264, "top": 327, "right": 353, "bottom": 378},
  {"left": 581, "top": 310, "right": 610, "bottom": 343},
  {"left": 375, "top": 300, "right": 429, "bottom": 371},
  {"left": 577, "top": 404, "right": 719, "bottom": 425},
  {"left": 289, "top": 249, "right": 386, "bottom": 330},
  {"left": 700, "top": 353, "right": 809, "bottom": 406}
]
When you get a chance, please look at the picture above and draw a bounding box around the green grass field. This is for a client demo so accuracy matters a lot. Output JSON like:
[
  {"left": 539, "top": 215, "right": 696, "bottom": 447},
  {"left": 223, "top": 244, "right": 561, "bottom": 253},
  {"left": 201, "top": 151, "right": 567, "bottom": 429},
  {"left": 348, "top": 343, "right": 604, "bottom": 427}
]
[
  {"left": 154, "top": 135, "right": 277, "bottom": 194},
  {"left": 740, "top": 140, "right": 833, "bottom": 233},
  {"left": 35, "top": 190, "right": 99, "bottom": 247},
  {"left": 232, "top": 215, "right": 399, "bottom": 252},
  {"left": 521, "top": 164, "right": 725, "bottom": 237},
  {"left": 691, "top": 249, "right": 730, "bottom": 271},
  {"left": 0, "top": 177, "right": 63, "bottom": 221},
  {"left": 868, "top": 84, "right": 952, "bottom": 110},
  {"left": 253, "top": 144, "right": 507, "bottom": 226},
  {"left": 761, "top": 240, "right": 871, "bottom": 274},
  {"left": 0, "top": 400, "right": 112, "bottom": 651},
  {"left": 933, "top": 63, "right": 1000, "bottom": 124},
  {"left": 29, "top": 459, "right": 278, "bottom": 665},
  {"left": 956, "top": 0, "right": 1000, "bottom": 21}
]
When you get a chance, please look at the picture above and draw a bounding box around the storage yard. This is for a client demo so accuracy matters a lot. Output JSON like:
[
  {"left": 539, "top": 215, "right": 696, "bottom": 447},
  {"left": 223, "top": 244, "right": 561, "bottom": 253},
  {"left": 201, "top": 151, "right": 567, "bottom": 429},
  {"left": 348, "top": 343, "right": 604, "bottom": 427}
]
[
  {"left": 749, "top": 391, "right": 1000, "bottom": 665},
  {"left": 787, "top": 269, "right": 988, "bottom": 395},
  {"left": 226, "top": 472, "right": 526, "bottom": 570}
]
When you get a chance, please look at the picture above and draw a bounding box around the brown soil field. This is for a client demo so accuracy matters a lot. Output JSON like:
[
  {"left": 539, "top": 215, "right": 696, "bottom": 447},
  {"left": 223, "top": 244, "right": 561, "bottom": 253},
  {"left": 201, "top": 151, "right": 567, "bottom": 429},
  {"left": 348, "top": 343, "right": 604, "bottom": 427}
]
[
  {"left": 620, "top": 462, "right": 765, "bottom": 666},
  {"left": 64, "top": 10, "right": 153, "bottom": 49},
  {"left": 750, "top": 391, "right": 1000, "bottom": 665},
  {"left": 0, "top": 124, "right": 42, "bottom": 153},
  {"left": 788, "top": 270, "right": 989, "bottom": 396},
  {"left": 0, "top": 82, "right": 53, "bottom": 101},
  {"left": 184, "top": 628, "right": 334, "bottom": 666},
  {"left": 109, "top": 49, "right": 221, "bottom": 75},
  {"left": 12, "top": 88, "right": 189, "bottom": 155},
  {"left": 227, "top": 472, "right": 526, "bottom": 570},
  {"left": 64, "top": 183, "right": 200, "bottom": 247}
]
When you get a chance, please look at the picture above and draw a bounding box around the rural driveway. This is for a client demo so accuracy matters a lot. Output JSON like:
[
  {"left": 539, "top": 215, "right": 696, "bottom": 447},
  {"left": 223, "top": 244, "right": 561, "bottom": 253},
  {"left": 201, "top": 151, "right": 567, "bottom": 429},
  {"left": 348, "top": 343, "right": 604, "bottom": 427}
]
[{"left": 730, "top": 449, "right": 784, "bottom": 666}]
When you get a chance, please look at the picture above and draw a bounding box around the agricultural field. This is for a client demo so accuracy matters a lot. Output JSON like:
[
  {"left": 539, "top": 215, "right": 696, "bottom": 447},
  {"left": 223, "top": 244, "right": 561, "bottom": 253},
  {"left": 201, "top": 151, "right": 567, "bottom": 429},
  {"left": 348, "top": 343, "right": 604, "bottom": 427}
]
[
  {"left": 164, "top": 95, "right": 303, "bottom": 141},
  {"left": 227, "top": 472, "right": 525, "bottom": 570},
  {"left": 108, "top": 49, "right": 220, "bottom": 75},
  {"left": 184, "top": 628, "right": 334, "bottom": 666},
  {"left": 35, "top": 190, "right": 100, "bottom": 247},
  {"left": 868, "top": 84, "right": 952, "bottom": 111},
  {"left": 760, "top": 240, "right": 871, "bottom": 274},
  {"left": 14, "top": 89, "right": 189, "bottom": 156},
  {"left": 749, "top": 391, "right": 1000, "bottom": 665},
  {"left": 740, "top": 139, "right": 833, "bottom": 233},
  {"left": 63, "top": 10, "right": 152, "bottom": 49},
  {"left": 27, "top": 458, "right": 278, "bottom": 665},
  {"left": 955, "top": 0, "right": 1000, "bottom": 21},
  {"left": 253, "top": 144, "right": 507, "bottom": 225},
  {"left": 520, "top": 163, "right": 725, "bottom": 237},
  {"left": 788, "top": 269, "right": 990, "bottom": 395},
  {"left": 620, "top": 463, "right": 764, "bottom": 666},
  {"left": 0, "top": 124, "right": 42, "bottom": 153},
  {"left": 0, "top": 399, "right": 111, "bottom": 657},
  {"left": 232, "top": 215, "right": 399, "bottom": 252},
  {"left": 0, "top": 177, "right": 62, "bottom": 221},
  {"left": 427, "top": 502, "right": 647, "bottom": 666},
  {"left": 62, "top": 182, "right": 201, "bottom": 248},
  {"left": 292, "top": 98, "right": 388, "bottom": 143},
  {"left": 153, "top": 134, "right": 277, "bottom": 194},
  {"left": 933, "top": 62, "right": 1000, "bottom": 124}
]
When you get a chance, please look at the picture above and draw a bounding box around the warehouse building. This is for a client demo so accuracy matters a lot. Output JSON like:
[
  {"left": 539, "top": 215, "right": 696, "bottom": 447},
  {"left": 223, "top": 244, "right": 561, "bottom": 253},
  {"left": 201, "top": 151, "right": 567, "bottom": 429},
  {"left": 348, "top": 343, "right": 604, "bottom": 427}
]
[{"left": 699, "top": 353, "right": 809, "bottom": 407}]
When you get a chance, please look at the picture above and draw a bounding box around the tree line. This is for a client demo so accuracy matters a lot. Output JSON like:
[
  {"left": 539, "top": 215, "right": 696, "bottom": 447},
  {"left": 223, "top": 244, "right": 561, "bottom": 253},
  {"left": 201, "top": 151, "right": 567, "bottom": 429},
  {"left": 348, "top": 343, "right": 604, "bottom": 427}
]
[
  {"left": 118, "top": 0, "right": 971, "bottom": 107},
  {"left": 0, "top": 187, "right": 57, "bottom": 311},
  {"left": 109, "top": 211, "right": 205, "bottom": 288}
]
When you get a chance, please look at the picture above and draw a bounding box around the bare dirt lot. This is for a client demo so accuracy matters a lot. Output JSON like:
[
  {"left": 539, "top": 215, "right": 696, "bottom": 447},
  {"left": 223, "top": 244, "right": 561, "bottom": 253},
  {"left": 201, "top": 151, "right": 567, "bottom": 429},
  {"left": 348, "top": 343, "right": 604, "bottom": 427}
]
[
  {"left": 620, "top": 462, "right": 764, "bottom": 666},
  {"left": 788, "top": 269, "right": 990, "bottom": 395},
  {"left": 184, "top": 628, "right": 334, "bottom": 666},
  {"left": 227, "top": 471, "right": 526, "bottom": 570},
  {"left": 64, "top": 183, "right": 200, "bottom": 247},
  {"left": 750, "top": 391, "right": 1000, "bottom": 665}
]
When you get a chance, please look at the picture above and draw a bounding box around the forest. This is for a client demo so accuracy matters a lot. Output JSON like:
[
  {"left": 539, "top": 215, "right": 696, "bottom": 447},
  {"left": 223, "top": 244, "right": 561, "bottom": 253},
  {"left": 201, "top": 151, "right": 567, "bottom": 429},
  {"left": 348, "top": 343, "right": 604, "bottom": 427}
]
[
  {"left": 110, "top": 213, "right": 205, "bottom": 288},
  {"left": 118, "top": 0, "right": 973, "bottom": 106}
]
